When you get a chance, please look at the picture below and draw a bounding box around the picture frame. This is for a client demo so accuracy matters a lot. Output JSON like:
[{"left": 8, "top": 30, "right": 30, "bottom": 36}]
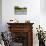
[{"left": 14, "top": 6, "right": 27, "bottom": 15}]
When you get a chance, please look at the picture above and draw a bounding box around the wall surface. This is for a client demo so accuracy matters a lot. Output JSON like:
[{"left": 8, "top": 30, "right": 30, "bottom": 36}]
[
  {"left": 0, "top": 0, "right": 2, "bottom": 32},
  {"left": 2, "top": 0, "right": 46, "bottom": 46},
  {"left": 2, "top": 0, "right": 40, "bottom": 31}
]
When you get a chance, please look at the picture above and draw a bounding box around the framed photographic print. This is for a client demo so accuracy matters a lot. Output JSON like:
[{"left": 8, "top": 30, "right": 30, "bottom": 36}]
[{"left": 14, "top": 6, "right": 27, "bottom": 15}]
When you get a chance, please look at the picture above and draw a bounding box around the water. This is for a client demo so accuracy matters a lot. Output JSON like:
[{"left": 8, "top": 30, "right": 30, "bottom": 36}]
[{"left": 15, "top": 11, "right": 27, "bottom": 15}]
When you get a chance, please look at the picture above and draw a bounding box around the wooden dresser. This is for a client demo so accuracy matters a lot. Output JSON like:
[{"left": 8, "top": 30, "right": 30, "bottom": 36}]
[{"left": 7, "top": 23, "right": 34, "bottom": 46}]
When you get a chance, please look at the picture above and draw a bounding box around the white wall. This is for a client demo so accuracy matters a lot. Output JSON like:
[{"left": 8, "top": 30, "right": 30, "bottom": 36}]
[
  {"left": 0, "top": 0, "right": 2, "bottom": 32},
  {"left": 2, "top": 0, "right": 40, "bottom": 31},
  {"left": 40, "top": 0, "right": 46, "bottom": 31},
  {"left": 40, "top": 0, "right": 46, "bottom": 13},
  {"left": 2, "top": 0, "right": 46, "bottom": 46}
]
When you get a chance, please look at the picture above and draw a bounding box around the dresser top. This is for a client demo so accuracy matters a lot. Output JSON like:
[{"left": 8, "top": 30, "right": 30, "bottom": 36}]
[{"left": 7, "top": 23, "right": 34, "bottom": 25}]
